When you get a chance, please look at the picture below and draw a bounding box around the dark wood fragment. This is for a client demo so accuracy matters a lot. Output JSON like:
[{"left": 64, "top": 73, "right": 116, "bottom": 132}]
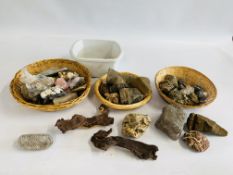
[
  {"left": 91, "top": 128, "right": 158, "bottom": 160},
  {"left": 55, "top": 105, "right": 114, "bottom": 133}
]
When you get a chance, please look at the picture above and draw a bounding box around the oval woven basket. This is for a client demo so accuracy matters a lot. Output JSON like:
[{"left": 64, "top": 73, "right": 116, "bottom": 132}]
[
  {"left": 10, "top": 58, "right": 91, "bottom": 111},
  {"left": 155, "top": 66, "right": 217, "bottom": 108},
  {"left": 94, "top": 72, "right": 152, "bottom": 110}
]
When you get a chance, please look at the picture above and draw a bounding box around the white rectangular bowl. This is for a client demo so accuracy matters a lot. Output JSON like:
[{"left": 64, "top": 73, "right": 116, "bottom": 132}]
[{"left": 70, "top": 39, "right": 123, "bottom": 77}]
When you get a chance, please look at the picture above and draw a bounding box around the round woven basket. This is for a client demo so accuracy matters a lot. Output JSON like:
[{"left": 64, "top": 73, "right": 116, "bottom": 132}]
[
  {"left": 10, "top": 58, "right": 91, "bottom": 111},
  {"left": 155, "top": 66, "right": 217, "bottom": 108},
  {"left": 94, "top": 72, "right": 152, "bottom": 110}
]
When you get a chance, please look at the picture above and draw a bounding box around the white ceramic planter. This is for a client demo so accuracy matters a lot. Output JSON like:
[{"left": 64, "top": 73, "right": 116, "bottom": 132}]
[{"left": 70, "top": 39, "right": 123, "bottom": 77}]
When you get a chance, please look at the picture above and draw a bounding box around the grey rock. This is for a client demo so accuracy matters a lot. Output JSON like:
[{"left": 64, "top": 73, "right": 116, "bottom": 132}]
[
  {"left": 18, "top": 134, "right": 53, "bottom": 151},
  {"left": 155, "top": 105, "right": 186, "bottom": 140}
]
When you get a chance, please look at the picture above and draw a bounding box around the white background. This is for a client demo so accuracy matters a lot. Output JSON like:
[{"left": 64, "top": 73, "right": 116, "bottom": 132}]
[{"left": 0, "top": 1, "right": 233, "bottom": 175}]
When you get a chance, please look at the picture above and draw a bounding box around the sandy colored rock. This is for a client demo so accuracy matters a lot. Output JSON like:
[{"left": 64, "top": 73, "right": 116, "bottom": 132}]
[
  {"left": 122, "top": 113, "right": 151, "bottom": 138},
  {"left": 183, "top": 130, "right": 209, "bottom": 152}
]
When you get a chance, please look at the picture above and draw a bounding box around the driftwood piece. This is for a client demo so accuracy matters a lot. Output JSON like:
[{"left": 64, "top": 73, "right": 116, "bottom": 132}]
[
  {"left": 91, "top": 128, "right": 158, "bottom": 160},
  {"left": 55, "top": 105, "right": 114, "bottom": 133}
]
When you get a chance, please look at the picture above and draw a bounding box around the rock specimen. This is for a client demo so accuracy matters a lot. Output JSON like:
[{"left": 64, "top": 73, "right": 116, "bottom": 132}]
[
  {"left": 159, "top": 74, "right": 208, "bottom": 105},
  {"left": 18, "top": 134, "right": 53, "bottom": 151},
  {"left": 20, "top": 67, "right": 86, "bottom": 105},
  {"left": 183, "top": 131, "right": 209, "bottom": 152},
  {"left": 91, "top": 128, "right": 158, "bottom": 160},
  {"left": 122, "top": 113, "right": 151, "bottom": 138},
  {"left": 55, "top": 105, "right": 114, "bottom": 133},
  {"left": 99, "top": 69, "right": 148, "bottom": 105},
  {"left": 185, "top": 113, "right": 228, "bottom": 136},
  {"left": 53, "top": 93, "right": 77, "bottom": 104},
  {"left": 119, "top": 88, "right": 144, "bottom": 104},
  {"left": 155, "top": 105, "right": 186, "bottom": 140}
]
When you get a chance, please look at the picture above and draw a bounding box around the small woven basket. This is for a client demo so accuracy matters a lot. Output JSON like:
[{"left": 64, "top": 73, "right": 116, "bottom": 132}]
[
  {"left": 94, "top": 72, "right": 152, "bottom": 110},
  {"left": 155, "top": 66, "right": 217, "bottom": 108},
  {"left": 10, "top": 58, "right": 91, "bottom": 111}
]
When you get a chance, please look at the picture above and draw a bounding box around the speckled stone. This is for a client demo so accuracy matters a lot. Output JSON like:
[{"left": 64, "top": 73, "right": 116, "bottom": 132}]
[{"left": 18, "top": 134, "right": 53, "bottom": 151}]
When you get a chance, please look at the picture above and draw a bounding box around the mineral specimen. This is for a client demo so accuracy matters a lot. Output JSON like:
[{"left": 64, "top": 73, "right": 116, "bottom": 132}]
[
  {"left": 183, "top": 130, "right": 209, "bottom": 152},
  {"left": 106, "top": 69, "right": 128, "bottom": 92},
  {"left": 186, "top": 113, "right": 228, "bottom": 136},
  {"left": 91, "top": 128, "right": 158, "bottom": 160},
  {"left": 68, "top": 76, "right": 85, "bottom": 89},
  {"left": 53, "top": 93, "right": 77, "bottom": 104},
  {"left": 193, "top": 86, "right": 208, "bottom": 103},
  {"left": 55, "top": 77, "right": 69, "bottom": 90},
  {"left": 159, "top": 74, "right": 208, "bottom": 105},
  {"left": 20, "top": 68, "right": 55, "bottom": 101},
  {"left": 105, "top": 92, "right": 119, "bottom": 104},
  {"left": 122, "top": 113, "right": 151, "bottom": 138},
  {"left": 40, "top": 67, "right": 68, "bottom": 77},
  {"left": 155, "top": 105, "right": 186, "bottom": 140},
  {"left": 18, "top": 134, "right": 53, "bottom": 151},
  {"left": 119, "top": 88, "right": 144, "bottom": 104},
  {"left": 55, "top": 105, "right": 114, "bottom": 133},
  {"left": 40, "top": 86, "right": 65, "bottom": 100}
]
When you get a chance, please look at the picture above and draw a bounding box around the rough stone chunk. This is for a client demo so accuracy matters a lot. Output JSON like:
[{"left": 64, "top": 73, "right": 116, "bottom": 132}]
[
  {"left": 186, "top": 113, "right": 228, "bottom": 136},
  {"left": 122, "top": 113, "right": 151, "bottom": 138},
  {"left": 183, "top": 130, "right": 209, "bottom": 152},
  {"left": 119, "top": 88, "right": 144, "bottom": 104},
  {"left": 155, "top": 105, "right": 186, "bottom": 140}
]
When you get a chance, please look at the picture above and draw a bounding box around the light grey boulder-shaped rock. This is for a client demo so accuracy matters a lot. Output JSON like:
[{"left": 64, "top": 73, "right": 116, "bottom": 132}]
[
  {"left": 18, "top": 134, "right": 53, "bottom": 151},
  {"left": 155, "top": 105, "right": 186, "bottom": 140}
]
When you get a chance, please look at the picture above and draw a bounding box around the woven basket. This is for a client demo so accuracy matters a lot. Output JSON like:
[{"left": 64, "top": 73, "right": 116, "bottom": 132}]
[
  {"left": 155, "top": 66, "right": 217, "bottom": 108},
  {"left": 10, "top": 58, "right": 91, "bottom": 111},
  {"left": 94, "top": 72, "right": 152, "bottom": 110}
]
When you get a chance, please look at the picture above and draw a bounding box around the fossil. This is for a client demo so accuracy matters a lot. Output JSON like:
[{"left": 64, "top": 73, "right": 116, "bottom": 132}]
[
  {"left": 18, "top": 134, "right": 53, "bottom": 151},
  {"left": 122, "top": 113, "right": 151, "bottom": 138},
  {"left": 185, "top": 113, "right": 228, "bottom": 136},
  {"left": 55, "top": 105, "right": 114, "bottom": 133},
  {"left": 183, "top": 130, "right": 209, "bottom": 152},
  {"left": 155, "top": 105, "right": 186, "bottom": 140},
  {"left": 91, "top": 128, "right": 158, "bottom": 160}
]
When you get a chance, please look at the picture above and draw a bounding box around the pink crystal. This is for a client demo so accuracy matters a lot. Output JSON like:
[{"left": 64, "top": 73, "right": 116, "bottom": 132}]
[{"left": 55, "top": 78, "right": 69, "bottom": 90}]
